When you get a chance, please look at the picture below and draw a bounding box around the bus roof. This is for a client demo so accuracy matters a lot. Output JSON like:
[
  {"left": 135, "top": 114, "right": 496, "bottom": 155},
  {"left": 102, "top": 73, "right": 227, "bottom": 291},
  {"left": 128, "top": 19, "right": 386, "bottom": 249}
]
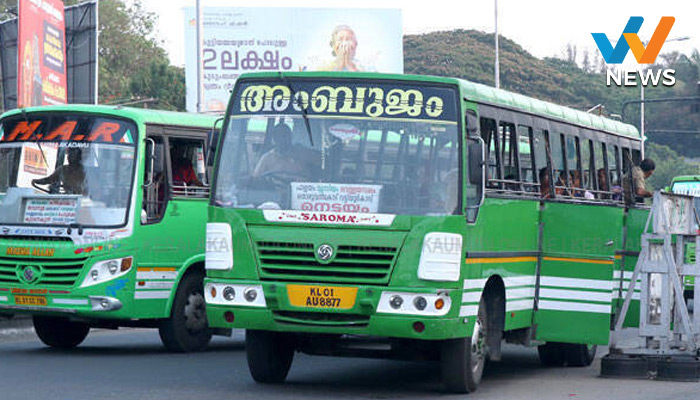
[
  {"left": 0, "top": 104, "right": 220, "bottom": 129},
  {"left": 671, "top": 175, "right": 700, "bottom": 184},
  {"left": 236, "top": 71, "right": 640, "bottom": 140}
]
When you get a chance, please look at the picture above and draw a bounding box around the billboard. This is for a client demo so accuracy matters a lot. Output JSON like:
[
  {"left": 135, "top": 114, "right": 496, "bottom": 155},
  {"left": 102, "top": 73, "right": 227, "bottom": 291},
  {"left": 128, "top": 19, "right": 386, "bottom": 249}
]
[
  {"left": 17, "top": 0, "right": 67, "bottom": 107},
  {"left": 0, "top": 1, "right": 97, "bottom": 111},
  {"left": 184, "top": 7, "right": 403, "bottom": 112}
]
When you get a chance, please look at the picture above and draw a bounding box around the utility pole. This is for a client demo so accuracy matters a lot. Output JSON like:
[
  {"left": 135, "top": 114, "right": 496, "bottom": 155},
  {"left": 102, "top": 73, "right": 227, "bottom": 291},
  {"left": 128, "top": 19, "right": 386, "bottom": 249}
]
[
  {"left": 196, "top": 0, "right": 204, "bottom": 112},
  {"left": 494, "top": 0, "right": 500, "bottom": 89}
]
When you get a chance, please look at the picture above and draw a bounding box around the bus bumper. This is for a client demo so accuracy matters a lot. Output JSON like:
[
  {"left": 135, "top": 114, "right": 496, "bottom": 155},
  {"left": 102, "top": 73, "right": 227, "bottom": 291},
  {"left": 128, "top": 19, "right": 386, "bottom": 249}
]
[{"left": 204, "top": 279, "right": 467, "bottom": 340}]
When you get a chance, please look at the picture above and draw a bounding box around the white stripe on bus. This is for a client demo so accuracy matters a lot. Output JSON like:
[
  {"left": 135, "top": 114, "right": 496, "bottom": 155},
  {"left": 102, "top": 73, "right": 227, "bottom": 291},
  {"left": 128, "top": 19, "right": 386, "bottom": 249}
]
[
  {"left": 0, "top": 296, "right": 7, "bottom": 302},
  {"left": 52, "top": 298, "right": 89, "bottom": 305},
  {"left": 506, "top": 287, "right": 535, "bottom": 300},
  {"left": 538, "top": 300, "right": 611, "bottom": 314},
  {"left": 134, "top": 290, "right": 172, "bottom": 300},
  {"left": 136, "top": 281, "right": 175, "bottom": 290},
  {"left": 136, "top": 271, "right": 178, "bottom": 280},
  {"left": 503, "top": 275, "right": 536, "bottom": 287},
  {"left": 459, "top": 305, "right": 478, "bottom": 317},
  {"left": 539, "top": 288, "right": 611, "bottom": 303},
  {"left": 506, "top": 299, "right": 534, "bottom": 312},
  {"left": 463, "top": 278, "right": 488, "bottom": 290},
  {"left": 540, "top": 276, "right": 613, "bottom": 291}
]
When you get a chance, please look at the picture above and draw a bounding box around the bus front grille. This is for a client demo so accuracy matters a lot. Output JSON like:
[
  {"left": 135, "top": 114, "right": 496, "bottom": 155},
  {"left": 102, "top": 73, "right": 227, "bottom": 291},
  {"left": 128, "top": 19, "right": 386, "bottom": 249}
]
[
  {"left": 256, "top": 241, "right": 397, "bottom": 285},
  {"left": 0, "top": 257, "right": 87, "bottom": 287},
  {"left": 272, "top": 311, "right": 370, "bottom": 327}
]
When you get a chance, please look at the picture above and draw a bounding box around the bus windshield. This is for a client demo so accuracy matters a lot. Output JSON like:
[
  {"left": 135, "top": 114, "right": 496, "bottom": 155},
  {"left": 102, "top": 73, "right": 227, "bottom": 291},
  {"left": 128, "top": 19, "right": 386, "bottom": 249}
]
[
  {"left": 214, "top": 79, "right": 461, "bottom": 216},
  {"left": 0, "top": 114, "right": 138, "bottom": 228}
]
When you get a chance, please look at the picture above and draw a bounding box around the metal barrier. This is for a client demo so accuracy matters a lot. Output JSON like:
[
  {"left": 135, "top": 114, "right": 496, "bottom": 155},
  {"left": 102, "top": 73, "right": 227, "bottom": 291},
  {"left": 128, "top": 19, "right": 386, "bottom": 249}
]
[{"left": 602, "top": 191, "right": 700, "bottom": 381}]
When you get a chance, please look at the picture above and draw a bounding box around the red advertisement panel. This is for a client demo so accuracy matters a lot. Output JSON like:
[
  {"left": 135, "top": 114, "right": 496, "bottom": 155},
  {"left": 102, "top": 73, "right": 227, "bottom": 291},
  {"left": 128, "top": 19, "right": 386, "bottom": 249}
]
[{"left": 17, "top": 0, "right": 67, "bottom": 107}]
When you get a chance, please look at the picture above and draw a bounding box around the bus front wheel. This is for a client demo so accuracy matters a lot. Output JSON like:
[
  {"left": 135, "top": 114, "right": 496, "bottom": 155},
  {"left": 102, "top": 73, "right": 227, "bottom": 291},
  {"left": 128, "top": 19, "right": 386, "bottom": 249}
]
[
  {"left": 441, "top": 297, "right": 487, "bottom": 393},
  {"left": 246, "top": 330, "right": 295, "bottom": 384},
  {"left": 159, "top": 271, "right": 213, "bottom": 352},
  {"left": 33, "top": 316, "right": 89, "bottom": 349}
]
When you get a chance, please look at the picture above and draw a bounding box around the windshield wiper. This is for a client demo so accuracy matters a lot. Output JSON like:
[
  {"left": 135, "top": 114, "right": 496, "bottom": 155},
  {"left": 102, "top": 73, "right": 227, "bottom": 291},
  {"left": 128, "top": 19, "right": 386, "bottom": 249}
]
[{"left": 278, "top": 72, "right": 314, "bottom": 147}]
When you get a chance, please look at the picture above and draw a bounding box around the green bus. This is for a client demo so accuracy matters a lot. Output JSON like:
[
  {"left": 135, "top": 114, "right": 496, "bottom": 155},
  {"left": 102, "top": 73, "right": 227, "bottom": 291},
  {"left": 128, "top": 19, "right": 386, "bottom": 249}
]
[
  {"left": 205, "top": 72, "right": 646, "bottom": 392},
  {"left": 0, "top": 105, "right": 220, "bottom": 351},
  {"left": 668, "top": 175, "right": 700, "bottom": 295}
]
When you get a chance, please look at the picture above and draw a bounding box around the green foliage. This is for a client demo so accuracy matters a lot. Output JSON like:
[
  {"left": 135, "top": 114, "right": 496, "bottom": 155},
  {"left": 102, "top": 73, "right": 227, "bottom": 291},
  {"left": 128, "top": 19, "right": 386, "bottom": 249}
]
[
  {"left": 97, "top": 0, "right": 188, "bottom": 110},
  {"left": 644, "top": 142, "right": 698, "bottom": 190}
]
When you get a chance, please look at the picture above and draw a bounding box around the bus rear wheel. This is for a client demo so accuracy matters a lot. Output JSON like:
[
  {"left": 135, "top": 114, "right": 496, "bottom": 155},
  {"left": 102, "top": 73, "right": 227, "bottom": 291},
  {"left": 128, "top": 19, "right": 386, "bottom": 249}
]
[
  {"left": 537, "top": 342, "right": 565, "bottom": 366},
  {"left": 565, "top": 344, "right": 597, "bottom": 367},
  {"left": 159, "top": 271, "right": 213, "bottom": 352},
  {"left": 246, "top": 330, "right": 295, "bottom": 384},
  {"left": 33, "top": 316, "right": 89, "bottom": 349},
  {"left": 441, "top": 297, "right": 487, "bottom": 393}
]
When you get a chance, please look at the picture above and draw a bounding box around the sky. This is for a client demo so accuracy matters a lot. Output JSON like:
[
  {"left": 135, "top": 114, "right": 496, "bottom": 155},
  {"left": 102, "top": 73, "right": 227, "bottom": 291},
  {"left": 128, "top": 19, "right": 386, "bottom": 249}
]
[{"left": 142, "top": 0, "right": 700, "bottom": 69}]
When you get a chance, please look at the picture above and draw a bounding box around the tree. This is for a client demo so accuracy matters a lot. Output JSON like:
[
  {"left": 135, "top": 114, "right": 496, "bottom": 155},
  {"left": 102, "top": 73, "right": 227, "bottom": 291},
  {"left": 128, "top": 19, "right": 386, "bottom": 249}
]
[
  {"left": 96, "top": 0, "right": 188, "bottom": 110},
  {"left": 644, "top": 142, "right": 698, "bottom": 190}
]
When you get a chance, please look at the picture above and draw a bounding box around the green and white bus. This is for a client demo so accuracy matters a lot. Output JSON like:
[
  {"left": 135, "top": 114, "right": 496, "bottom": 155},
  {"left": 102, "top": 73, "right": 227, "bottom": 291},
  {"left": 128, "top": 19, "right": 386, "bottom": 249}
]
[
  {"left": 205, "top": 72, "right": 646, "bottom": 392},
  {"left": 0, "top": 105, "right": 220, "bottom": 351},
  {"left": 668, "top": 175, "right": 700, "bottom": 296}
]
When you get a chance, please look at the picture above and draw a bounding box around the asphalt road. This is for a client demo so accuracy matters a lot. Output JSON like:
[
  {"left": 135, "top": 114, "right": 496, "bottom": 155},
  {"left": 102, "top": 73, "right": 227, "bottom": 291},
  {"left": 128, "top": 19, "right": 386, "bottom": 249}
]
[{"left": 0, "top": 328, "right": 698, "bottom": 400}]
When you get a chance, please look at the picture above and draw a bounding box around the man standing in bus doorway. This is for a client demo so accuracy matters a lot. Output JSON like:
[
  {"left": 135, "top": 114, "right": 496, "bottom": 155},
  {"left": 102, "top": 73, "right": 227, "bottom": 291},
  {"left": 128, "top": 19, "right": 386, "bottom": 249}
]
[{"left": 624, "top": 158, "right": 655, "bottom": 204}]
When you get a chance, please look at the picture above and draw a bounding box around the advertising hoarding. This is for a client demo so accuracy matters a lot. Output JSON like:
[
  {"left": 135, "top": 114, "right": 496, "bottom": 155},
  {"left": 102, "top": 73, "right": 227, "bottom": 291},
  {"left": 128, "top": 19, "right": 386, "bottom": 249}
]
[
  {"left": 17, "top": 0, "right": 67, "bottom": 107},
  {"left": 184, "top": 7, "right": 403, "bottom": 112}
]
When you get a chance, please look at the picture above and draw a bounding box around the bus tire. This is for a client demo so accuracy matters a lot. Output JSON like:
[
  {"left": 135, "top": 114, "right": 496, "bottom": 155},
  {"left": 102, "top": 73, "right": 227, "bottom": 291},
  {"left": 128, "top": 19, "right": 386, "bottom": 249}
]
[
  {"left": 564, "top": 344, "right": 597, "bottom": 367},
  {"left": 441, "top": 297, "right": 487, "bottom": 393},
  {"left": 159, "top": 271, "right": 213, "bottom": 352},
  {"left": 537, "top": 342, "right": 566, "bottom": 366},
  {"left": 246, "top": 330, "right": 295, "bottom": 384},
  {"left": 33, "top": 316, "right": 89, "bottom": 349}
]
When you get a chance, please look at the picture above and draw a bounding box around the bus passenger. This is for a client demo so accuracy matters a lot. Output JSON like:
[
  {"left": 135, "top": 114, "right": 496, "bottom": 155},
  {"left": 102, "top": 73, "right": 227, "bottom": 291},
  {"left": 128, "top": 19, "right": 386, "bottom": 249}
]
[
  {"left": 539, "top": 167, "right": 552, "bottom": 199},
  {"left": 172, "top": 151, "right": 203, "bottom": 187},
  {"left": 253, "top": 123, "right": 312, "bottom": 179},
  {"left": 32, "top": 148, "right": 86, "bottom": 195},
  {"left": 570, "top": 170, "right": 594, "bottom": 199},
  {"left": 623, "top": 158, "right": 655, "bottom": 203}
]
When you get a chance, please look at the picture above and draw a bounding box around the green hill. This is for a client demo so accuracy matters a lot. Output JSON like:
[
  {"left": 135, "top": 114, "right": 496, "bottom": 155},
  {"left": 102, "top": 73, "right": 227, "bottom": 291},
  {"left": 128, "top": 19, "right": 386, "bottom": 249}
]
[{"left": 403, "top": 29, "right": 700, "bottom": 187}]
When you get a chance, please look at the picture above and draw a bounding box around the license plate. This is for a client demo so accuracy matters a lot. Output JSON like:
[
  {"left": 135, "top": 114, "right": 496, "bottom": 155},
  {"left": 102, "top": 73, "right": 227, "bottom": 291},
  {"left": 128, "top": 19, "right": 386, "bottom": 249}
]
[
  {"left": 287, "top": 285, "right": 357, "bottom": 310},
  {"left": 14, "top": 295, "right": 48, "bottom": 306}
]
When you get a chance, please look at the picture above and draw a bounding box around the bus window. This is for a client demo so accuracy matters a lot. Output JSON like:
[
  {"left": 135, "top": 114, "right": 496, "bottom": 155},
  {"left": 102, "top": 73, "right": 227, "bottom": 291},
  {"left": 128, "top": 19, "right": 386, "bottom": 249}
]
[
  {"left": 533, "top": 129, "right": 549, "bottom": 196},
  {"left": 581, "top": 139, "right": 593, "bottom": 191},
  {"left": 169, "top": 137, "right": 208, "bottom": 197},
  {"left": 500, "top": 121, "right": 519, "bottom": 191},
  {"left": 594, "top": 141, "right": 608, "bottom": 199},
  {"left": 480, "top": 118, "right": 500, "bottom": 189},
  {"left": 143, "top": 136, "right": 167, "bottom": 224},
  {"left": 550, "top": 133, "right": 566, "bottom": 196},
  {"left": 564, "top": 135, "right": 579, "bottom": 197},
  {"left": 608, "top": 144, "right": 621, "bottom": 196},
  {"left": 518, "top": 125, "right": 535, "bottom": 192}
]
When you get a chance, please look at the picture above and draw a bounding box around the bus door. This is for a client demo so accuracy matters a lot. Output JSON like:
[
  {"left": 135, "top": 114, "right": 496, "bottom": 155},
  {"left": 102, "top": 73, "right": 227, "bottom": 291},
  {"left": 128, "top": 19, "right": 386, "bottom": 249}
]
[
  {"left": 137, "top": 128, "right": 208, "bottom": 315},
  {"left": 534, "top": 133, "right": 622, "bottom": 345}
]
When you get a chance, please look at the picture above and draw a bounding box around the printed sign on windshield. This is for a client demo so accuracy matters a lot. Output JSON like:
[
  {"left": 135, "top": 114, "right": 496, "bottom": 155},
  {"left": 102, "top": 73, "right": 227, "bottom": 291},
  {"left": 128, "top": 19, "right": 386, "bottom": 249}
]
[{"left": 291, "top": 182, "right": 381, "bottom": 213}]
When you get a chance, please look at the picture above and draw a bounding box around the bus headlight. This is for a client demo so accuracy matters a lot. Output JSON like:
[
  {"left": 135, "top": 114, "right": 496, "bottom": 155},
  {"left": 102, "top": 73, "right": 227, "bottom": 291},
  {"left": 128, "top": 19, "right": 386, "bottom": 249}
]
[
  {"left": 417, "top": 232, "right": 462, "bottom": 282},
  {"left": 206, "top": 223, "right": 233, "bottom": 270},
  {"left": 81, "top": 256, "right": 134, "bottom": 288}
]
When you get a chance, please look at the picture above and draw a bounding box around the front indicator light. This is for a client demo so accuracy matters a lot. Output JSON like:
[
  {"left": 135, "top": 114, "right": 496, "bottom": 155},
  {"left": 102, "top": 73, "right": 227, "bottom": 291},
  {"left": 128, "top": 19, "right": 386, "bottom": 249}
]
[
  {"left": 435, "top": 298, "right": 445, "bottom": 310},
  {"left": 120, "top": 257, "right": 133, "bottom": 272},
  {"left": 210, "top": 286, "right": 217, "bottom": 298}
]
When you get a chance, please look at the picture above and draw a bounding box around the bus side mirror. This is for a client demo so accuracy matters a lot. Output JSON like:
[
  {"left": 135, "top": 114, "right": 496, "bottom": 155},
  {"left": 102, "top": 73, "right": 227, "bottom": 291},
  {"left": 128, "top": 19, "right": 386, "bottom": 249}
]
[
  {"left": 465, "top": 109, "right": 478, "bottom": 136},
  {"left": 143, "top": 137, "right": 156, "bottom": 187},
  {"left": 207, "top": 117, "right": 224, "bottom": 168},
  {"left": 468, "top": 137, "right": 485, "bottom": 186}
]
